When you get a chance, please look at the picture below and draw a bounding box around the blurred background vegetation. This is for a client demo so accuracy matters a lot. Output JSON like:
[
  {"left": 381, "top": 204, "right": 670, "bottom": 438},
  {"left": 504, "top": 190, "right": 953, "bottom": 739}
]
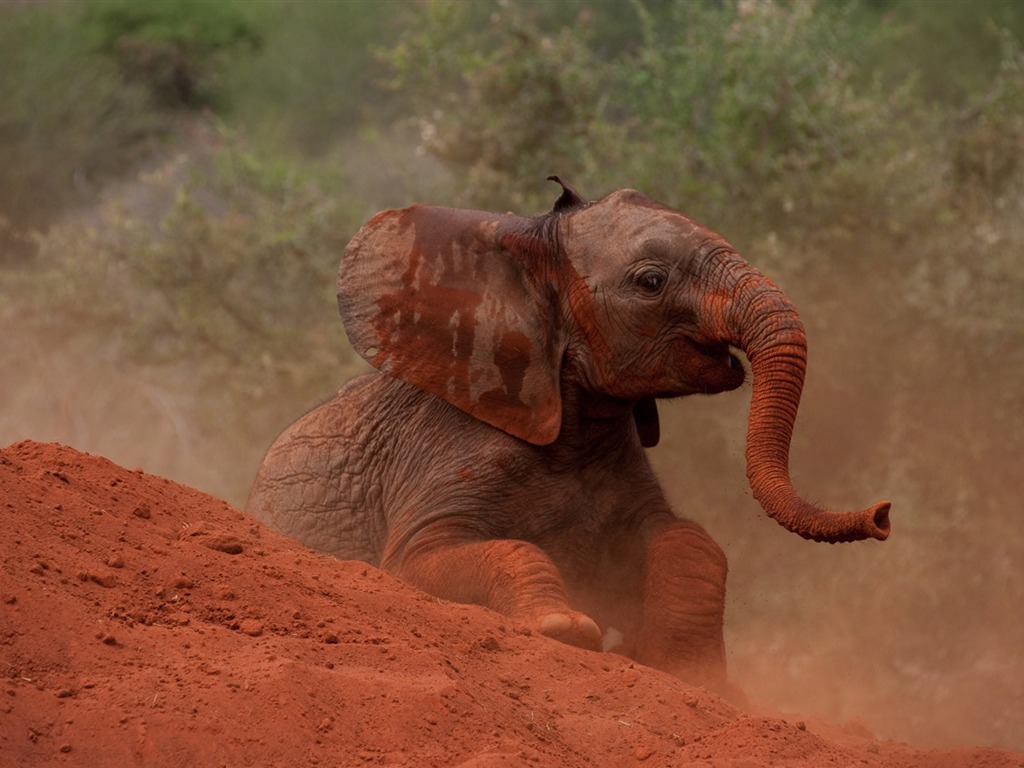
[{"left": 1, "top": 0, "right": 1022, "bottom": 751}]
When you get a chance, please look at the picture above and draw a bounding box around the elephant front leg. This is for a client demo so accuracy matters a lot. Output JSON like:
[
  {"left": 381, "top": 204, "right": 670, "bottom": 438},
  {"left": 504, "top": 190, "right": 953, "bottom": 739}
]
[
  {"left": 388, "top": 538, "right": 603, "bottom": 651},
  {"left": 634, "top": 518, "right": 729, "bottom": 691}
]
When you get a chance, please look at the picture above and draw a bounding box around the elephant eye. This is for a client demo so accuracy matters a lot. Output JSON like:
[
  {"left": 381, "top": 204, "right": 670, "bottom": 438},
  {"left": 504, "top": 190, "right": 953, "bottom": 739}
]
[{"left": 635, "top": 269, "right": 666, "bottom": 295}]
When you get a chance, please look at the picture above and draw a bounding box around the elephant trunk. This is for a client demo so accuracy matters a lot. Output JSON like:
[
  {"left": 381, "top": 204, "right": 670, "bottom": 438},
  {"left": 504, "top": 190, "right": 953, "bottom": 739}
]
[{"left": 716, "top": 251, "right": 891, "bottom": 543}]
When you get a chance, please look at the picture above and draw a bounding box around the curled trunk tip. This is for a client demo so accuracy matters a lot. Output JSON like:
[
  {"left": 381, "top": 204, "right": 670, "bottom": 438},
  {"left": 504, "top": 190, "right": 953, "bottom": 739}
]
[
  {"left": 713, "top": 247, "right": 892, "bottom": 545},
  {"left": 866, "top": 500, "right": 892, "bottom": 540},
  {"left": 755, "top": 487, "right": 892, "bottom": 543}
]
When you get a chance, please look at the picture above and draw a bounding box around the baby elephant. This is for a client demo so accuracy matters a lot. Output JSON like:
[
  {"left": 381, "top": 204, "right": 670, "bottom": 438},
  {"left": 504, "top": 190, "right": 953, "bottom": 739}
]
[{"left": 247, "top": 179, "right": 890, "bottom": 691}]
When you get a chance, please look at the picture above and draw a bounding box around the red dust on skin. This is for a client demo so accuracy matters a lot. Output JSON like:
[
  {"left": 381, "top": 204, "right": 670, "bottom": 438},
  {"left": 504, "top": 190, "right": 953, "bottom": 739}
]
[
  {"left": 342, "top": 206, "right": 565, "bottom": 446},
  {"left": 339, "top": 190, "right": 890, "bottom": 542},
  {"left": 1, "top": 439, "right": 1020, "bottom": 768}
]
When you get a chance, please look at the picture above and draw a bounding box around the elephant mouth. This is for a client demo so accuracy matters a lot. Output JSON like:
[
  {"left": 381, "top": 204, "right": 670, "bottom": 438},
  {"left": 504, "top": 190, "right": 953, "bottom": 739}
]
[
  {"left": 698, "top": 343, "right": 746, "bottom": 394},
  {"left": 658, "top": 341, "right": 745, "bottom": 398}
]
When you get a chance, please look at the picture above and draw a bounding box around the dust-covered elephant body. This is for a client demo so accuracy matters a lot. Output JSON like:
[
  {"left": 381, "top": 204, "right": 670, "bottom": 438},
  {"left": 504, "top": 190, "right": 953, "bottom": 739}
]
[
  {"left": 248, "top": 179, "right": 890, "bottom": 691},
  {"left": 253, "top": 372, "right": 672, "bottom": 566},
  {"left": 250, "top": 372, "right": 715, "bottom": 666}
]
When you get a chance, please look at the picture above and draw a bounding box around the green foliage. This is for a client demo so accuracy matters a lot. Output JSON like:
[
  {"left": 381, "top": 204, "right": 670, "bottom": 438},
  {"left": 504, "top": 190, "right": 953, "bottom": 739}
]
[
  {"left": 18, "top": 128, "right": 365, "bottom": 470},
  {"left": 222, "top": 0, "right": 398, "bottom": 154},
  {"left": 86, "top": 0, "right": 261, "bottom": 109},
  {"left": 950, "top": 26, "right": 1024, "bottom": 205},
  {"left": 0, "top": 3, "right": 162, "bottom": 263},
  {"left": 899, "top": 28, "right": 1024, "bottom": 351},
  {"left": 382, "top": 0, "right": 619, "bottom": 212},
  {"left": 382, "top": 0, "right": 936, "bottom": 238},
  {"left": 617, "top": 1, "right": 928, "bottom": 233},
  {"left": 865, "top": 0, "right": 1024, "bottom": 105}
]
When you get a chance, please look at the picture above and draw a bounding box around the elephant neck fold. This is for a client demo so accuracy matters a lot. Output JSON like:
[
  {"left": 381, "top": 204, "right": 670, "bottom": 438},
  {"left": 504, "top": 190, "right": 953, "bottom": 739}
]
[{"left": 540, "top": 381, "right": 642, "bottom": 459}]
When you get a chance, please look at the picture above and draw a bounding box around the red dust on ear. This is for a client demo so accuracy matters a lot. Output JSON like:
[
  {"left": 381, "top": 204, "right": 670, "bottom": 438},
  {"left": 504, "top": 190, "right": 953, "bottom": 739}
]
[{"left": 338, "top": 204, "right": 566, "bottom": 446}]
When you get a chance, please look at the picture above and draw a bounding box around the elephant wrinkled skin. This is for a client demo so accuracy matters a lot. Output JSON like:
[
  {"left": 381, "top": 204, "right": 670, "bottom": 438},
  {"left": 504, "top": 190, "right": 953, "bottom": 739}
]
[{"left": 247, "top": 179, "right": 890, "bottom": 691}]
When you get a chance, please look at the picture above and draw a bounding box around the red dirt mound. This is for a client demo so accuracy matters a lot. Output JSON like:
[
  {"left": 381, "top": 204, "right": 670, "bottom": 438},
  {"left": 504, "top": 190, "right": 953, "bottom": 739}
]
[{"left": 1, "top": 440, "right": 1021, "bottom": 768}]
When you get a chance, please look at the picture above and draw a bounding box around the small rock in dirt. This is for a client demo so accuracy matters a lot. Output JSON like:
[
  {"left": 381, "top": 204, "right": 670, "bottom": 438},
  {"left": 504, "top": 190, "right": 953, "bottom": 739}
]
[
  {"left": 180, "top": 523, "right": 246, "bottom": 554},
  {"left": 79, "top": 571, "right": 118, "bottom": 588},
  {"left": 132, "top": 505, "right": 151, "bottom": 520},
  {"left": 620, "top": 667, "right": 640, "bottom": 686},
  {"left": 477, "top": 635, "right": 501, "bottom": 652},
  {"left": 106, "top": 554, "right": 125, "bottom": 569},
  {"left": 238, "top": 619, "right": 263, "bottom": 637},
  {"left": 215, "top": 585, "right": 237, "bottom": 600},
  {"left": 204, "top": 535, "right": 244, "bottom": 554},
  {"left": 100, "top": 634, "right": 118, "bottom": 646}
]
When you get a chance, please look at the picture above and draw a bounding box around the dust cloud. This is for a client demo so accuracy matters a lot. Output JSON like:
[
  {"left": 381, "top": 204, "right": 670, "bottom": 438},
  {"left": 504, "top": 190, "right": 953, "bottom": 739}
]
[
  {"left": 2, "top": 0, "right": 1022, "bottom": 755},
  {"left": 651, "top": 263, "right": 1024, "bottom": 751},
  {"left": 5, "top": 258, "right": 1022, "bottom": 752},
  {"left": 3, "top": 152, "right": 1021, "bottom": 755},
  {"left": 0, "top": 327, "right": 260, "bottom": 507}
]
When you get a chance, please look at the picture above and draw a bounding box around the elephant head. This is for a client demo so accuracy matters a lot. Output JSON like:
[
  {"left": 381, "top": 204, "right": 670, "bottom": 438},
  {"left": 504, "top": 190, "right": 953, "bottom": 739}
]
[{"left": 337, "top": 178, "right": 890, "bottom": 544}]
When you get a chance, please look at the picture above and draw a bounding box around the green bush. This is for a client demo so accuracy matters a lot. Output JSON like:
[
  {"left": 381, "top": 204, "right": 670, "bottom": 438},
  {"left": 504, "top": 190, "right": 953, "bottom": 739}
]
[
  {"left": 86, "top": 0, "right": 261, "bottom": 109},
  {"left": 222, "top": 0, "right": 398, "bottom": 155},
  {"left": 381, "top": 0, "right": 619, "bottom": 212},
  {"left": 13, "top": 129, "right": 367, "bottom": 495},
  {"left": 382, "top": 0, "right": 936, "bottom": 238},
  {"left": 616, "top": 1, "right": 933, "bottom": 235},
  {"left": 949, "top": 26, "right": 1024, "bottom": 207},
  {"left": 0, "top": 3, "right": 161, "bottom": 264}
]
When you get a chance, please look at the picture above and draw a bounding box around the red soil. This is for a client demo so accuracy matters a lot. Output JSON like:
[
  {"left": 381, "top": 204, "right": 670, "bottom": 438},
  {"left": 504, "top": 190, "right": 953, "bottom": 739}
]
[{"left": 1, "top": 439, "right": 1021, "bottom": 768}]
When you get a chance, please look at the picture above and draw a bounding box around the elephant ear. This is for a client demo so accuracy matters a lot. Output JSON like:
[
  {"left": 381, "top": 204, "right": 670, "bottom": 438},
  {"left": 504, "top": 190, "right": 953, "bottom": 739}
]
[{"left": 338, "top": 204, "right": 566, "bottom": 445}]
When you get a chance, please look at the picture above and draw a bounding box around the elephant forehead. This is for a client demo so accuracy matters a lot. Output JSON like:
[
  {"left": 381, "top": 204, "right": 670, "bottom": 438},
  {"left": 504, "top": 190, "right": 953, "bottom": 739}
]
[{"left": 567, "top": 195, "right": 714, "bottom": 272}]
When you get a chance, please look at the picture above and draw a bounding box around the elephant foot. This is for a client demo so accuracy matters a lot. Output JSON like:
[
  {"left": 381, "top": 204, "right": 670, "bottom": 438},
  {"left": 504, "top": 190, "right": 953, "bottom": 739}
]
[{"left": 532, "top": 610, "right": 602, "bottom": 651}]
